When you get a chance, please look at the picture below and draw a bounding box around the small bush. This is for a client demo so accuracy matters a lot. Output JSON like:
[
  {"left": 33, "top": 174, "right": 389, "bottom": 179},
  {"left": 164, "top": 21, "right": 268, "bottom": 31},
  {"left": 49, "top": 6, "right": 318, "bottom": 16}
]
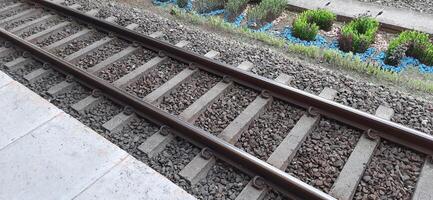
[
  {"left": 292, "top": 9, "right": 336, "bottom": 41},
  {"left": 193, "top": 0, "right": 226, "bottom": 13},
  {"left": 247, "top": 0, "right": 286, "bottom": 26},
  {"left": 225, "top": 0, "right": 249, "bottom": 21},
  {"left": 177, "top": 0, "right": 189, "bottom": 8},
  {"left": 338, "top": 16, "right": 379, "bottom": 53},
  {"left": 385, "top": 30, "right": 433, "bottom": 66}
]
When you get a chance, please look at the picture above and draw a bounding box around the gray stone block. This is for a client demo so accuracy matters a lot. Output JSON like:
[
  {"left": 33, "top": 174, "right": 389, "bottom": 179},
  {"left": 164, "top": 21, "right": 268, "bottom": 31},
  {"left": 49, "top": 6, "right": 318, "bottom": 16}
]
[
  {"left": 0, "top": 71, "right": 12, "bottom": 88},
  {"left": 0, "top": 82, "right": 61, "bottom": 149},
  {"left": 0, "top": 113, "right": 127, "bottom": 200},
  {"left": 75, "top": 156, "right": 197, "bottom": 200}
]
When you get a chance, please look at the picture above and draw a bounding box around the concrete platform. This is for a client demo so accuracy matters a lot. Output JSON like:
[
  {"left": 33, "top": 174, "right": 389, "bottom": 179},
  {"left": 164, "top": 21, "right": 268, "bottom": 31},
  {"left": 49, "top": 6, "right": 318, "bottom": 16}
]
[
  {"left": 287, "top": 0, "right": 433, "bottom": 35},
  {"left": 0, "top": 71, "right": 196, "bottom": 200}
]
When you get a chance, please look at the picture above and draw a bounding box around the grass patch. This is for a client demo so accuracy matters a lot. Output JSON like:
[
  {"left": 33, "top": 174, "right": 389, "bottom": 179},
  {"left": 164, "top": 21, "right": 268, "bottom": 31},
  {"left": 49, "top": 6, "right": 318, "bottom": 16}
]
[
  {"left": 338, "top": 16, "right": 379, "bottom": 53},
  {"left": 247, "top": 0, "right": 286, "bottom": 26},
  {"left": 177, "top": 0, "right": 188, "bottom": 8},
  {"left": 385, "top": 30, "right": 433, "bottom": 66},
  {"left": 192, "top": 0, "right": 226, "bottom": 13},
  {"left": 292, "top": 9, "right": 336, "bottom": 41},
  {"left": 225, "top": 0, "right": 249, "bottom": 21},
  {"left": 168, "top": 7, "right": 433, "bottom": 93}
]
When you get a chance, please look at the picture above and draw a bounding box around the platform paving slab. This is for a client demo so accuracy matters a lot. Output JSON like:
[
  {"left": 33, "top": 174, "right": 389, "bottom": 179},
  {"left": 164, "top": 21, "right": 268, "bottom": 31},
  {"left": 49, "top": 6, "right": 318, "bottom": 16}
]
[
  {"left": 0, "top": 112, "right": 127, "bottom": 200},
  {"left": 0, "top": 81, "right": 61, "bottom": 150},
  {"left": 0, "top": 73, "right": 196, "bottom": 200},
  {"left": 0, "top": 70, "right": 12, "bottom": 88},
  {"left": 75, "top": 155, "right": 195, "bottom": 200}
]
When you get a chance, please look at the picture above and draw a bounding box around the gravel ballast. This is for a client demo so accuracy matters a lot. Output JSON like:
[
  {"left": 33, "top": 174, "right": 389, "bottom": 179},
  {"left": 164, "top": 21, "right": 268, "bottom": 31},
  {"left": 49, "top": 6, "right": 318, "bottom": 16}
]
[
  {"left": 3, "top": 11, "right": 45, "bottom": 30},
  {"left": 353, "top": 141, "right": 424, "bottom": 200},
  {"left": 99, "top": 48, "right": 157, "bottom": 82},
  {"left": 53, "top": 32, "right": 106, "bottom": 57},
  {"left": 36, "top": 24, "right": 82, "bottom": 47},
  {"left": 235, "top": 99, "right": 304, "bottom": 161},
  {"left": 159, "top": 71, "right": 220, "bottom": 115},
  {"left": 19, "top": 17, "right": 66, "bottom": 38},
  {"left": 125, "top": 59, "right": 186, "bottom": 98},
  {"left": 75, "top": 39, "right": 129, "bottom": 69},
  {"left": 286, "top": 118, "right": 362, "bottom": 193},
  {"left": 0, "top": 5, "right": 29, "bottom": 20},
  {"left": 0, "top": 0, "right": 431, "bottom": 199},
  {"left": 194, "top": 84, "right": 258, "bottom": 136}
]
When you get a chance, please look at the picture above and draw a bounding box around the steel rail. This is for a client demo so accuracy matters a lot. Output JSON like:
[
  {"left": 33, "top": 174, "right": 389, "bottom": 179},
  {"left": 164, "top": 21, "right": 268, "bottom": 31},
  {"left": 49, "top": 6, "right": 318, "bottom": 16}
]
[
  {"left": 0, "top": 27, "right": 334, "bottom": 200},
  {"left": 34, "top": 0, "right": 433, "bottom": 156}
]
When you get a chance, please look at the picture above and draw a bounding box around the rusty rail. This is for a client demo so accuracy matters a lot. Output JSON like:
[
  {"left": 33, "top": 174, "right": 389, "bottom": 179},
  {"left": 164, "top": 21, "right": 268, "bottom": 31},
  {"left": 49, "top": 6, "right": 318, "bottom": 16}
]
[
  {"left": 34, "top": 0, "right": 433, "bottom": 156},
  {"left": 0, "top": 27, "right": 334, "bottom": 200}
]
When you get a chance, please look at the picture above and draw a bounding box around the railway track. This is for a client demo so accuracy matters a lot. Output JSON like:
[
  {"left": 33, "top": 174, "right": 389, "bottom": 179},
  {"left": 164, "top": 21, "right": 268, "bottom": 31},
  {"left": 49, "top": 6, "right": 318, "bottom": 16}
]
[{"left": 0, "top": 0, "right": 432, "bottom": 199}]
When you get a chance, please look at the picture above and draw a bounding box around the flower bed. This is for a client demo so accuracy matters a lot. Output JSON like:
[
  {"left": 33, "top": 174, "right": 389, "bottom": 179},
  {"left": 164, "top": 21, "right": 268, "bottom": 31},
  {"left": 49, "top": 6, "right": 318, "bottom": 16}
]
[
  {"left": 153, "top": 0, "right": 433, "bottom": 75},
  {"left": 225, "top": 0, "right": 249, "bottom": 22},
  {"left": 246, "top": 0, "right": 286, "bottom": 28},
  {"left": 292, "top": 9, "right": 336, "bottom": 41},
  {"left": 338, "top": 16, "right": 379, "bottom": 53}
]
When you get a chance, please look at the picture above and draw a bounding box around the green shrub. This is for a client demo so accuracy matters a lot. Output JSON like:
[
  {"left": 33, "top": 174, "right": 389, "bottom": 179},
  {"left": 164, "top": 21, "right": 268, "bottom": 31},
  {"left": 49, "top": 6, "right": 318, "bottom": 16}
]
[
  {"left": 338, "top": 16, "right": 379, "bottom": 53},
  {"left": 177, "top": 0, "right": 188, "bottom": 8},
  {"left": 385, "top": 30, "right": 433, "bottom": 66},
  {"left": 292, "top": 9, "right": 336, "bottom": 41},
  {"left": 292, "top": 17, "right": 319, "bottom": 41},
  {"left": 247, "top": 0, "right": 286, "bottom": 26},
  {"left": 193, "top": 0, "right": 226, "bottom": 13},
  {"left": 225, "top": 0, "right": 249, "bottom": 21}
]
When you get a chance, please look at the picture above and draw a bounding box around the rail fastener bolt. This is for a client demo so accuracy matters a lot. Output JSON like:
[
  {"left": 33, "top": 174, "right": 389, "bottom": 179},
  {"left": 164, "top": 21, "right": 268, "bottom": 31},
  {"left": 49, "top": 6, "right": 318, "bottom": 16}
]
[
  {"left": 222, "top": 75, "right": 232, "bottom": 83},
  {"left": 91, "top": 89, "right": 102, "bottom": 98},
  {"left": 307, "top": 106, "right": 319, "bottom": 117},
  {"left": 200, "top": 148, "right": 213, "bottom": 160},
  {"left": 252, "top": 176, "right": 267, "bottom": 190},
  {"left": 123, "top": 106, "right": 134, "bottom": 115},
  {"left": 365, "top": 129, "right": 379, "bottom": 140},
  {"left": 158, "top": 125, "right": 170, "bottom": 136},
  {"left": 261, "top": 90, "right": 271, "bottom": 99}
]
